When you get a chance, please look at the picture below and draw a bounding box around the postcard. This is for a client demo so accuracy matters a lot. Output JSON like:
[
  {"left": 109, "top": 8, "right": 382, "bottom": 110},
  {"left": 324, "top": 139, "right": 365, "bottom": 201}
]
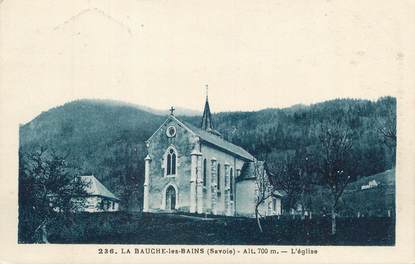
[{"left": 0, "top": 0, "right": 414, "bottom": 263}]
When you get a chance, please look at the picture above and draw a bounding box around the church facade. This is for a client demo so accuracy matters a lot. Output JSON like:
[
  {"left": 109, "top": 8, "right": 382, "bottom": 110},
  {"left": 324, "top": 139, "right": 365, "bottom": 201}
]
[{"left": 143, "top": 97, "right": 282, "bottom": 217}]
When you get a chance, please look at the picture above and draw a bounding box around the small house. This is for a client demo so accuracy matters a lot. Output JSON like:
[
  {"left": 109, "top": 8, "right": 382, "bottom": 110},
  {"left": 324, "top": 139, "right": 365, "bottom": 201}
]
[
  {"left": 361, "top": 179, "right": 379, "bottom": 190},
  {"left": 80, "top": 175, "right": 120, "bottom": 212}
]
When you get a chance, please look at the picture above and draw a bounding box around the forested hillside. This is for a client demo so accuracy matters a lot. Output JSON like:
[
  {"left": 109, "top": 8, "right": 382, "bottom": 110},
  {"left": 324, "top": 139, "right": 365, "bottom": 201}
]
[
  {"left": 184, "top": 97, "right": 396, "bottom": 180},
  {"left": 20, "top": 99, "right": 165, "bottom": 211},
  {"left": 19, "top": 97, "right": 396, "bottom": 211}
]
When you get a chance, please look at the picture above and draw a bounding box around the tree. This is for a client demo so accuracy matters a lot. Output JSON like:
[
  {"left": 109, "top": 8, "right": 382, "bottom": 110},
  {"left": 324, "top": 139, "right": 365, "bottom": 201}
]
[
  {"left": 265, "top": 148, "right": 315, "bottom": 217},
  {"left": 315, "top": 119, "right": 354, "bottom": 235},
  {"left": 253, "top": 161, "right": 274, "bottom": 233},
  {"left": 19, "top": 147, "right": 88, "bottom": 243},
  {"left": 376, "top": 97, "right": 396, "bottom": 149}
]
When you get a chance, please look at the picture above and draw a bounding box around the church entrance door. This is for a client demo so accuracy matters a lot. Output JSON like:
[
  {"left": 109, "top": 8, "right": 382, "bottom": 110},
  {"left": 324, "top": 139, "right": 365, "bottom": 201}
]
[{"left": 166, "top": 185, "right": 176, "bottom": 210}]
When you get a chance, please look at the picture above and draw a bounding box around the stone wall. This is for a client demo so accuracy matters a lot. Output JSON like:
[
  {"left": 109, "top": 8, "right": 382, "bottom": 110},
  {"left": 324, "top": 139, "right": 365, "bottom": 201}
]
[
  {"left": 144, "top": 116, "right": 267, "bottom": 217},
  {"left": 81, "top": 196, "right": 119, "bottom": 212},
  {"left": 146, "top": 118, "right": 194, "bottom": 211},
  {"left": 199, "top": 143, "right": 245, "bottom": 215},
  {"left": 235, "top": 179, "right": 281, "bottom": 218},
  {"left": 235, "top": 179, "right": 257, "bottom": 217}
]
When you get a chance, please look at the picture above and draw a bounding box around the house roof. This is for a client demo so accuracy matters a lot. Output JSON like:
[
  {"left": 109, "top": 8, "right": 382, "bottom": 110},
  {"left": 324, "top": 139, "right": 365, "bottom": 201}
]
[{"left": 80, "top": 175, "right": 120, "bottom": 201}]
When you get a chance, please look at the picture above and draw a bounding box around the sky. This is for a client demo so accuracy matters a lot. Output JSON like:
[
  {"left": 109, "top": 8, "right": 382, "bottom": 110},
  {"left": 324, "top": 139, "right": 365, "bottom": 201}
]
[{"left": 1, "top": 0, "right": 409, "bottom": 124}]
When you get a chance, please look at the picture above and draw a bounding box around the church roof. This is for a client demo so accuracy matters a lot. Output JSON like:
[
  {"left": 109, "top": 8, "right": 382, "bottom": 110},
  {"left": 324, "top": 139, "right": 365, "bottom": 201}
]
[
  {"left": 237, "top": 161, "right": 260, "bottom": 182},
  {"left": 236, "top": 162, "right": 284, "bottom": 197},
  {"left": 146, "top": 114, "right": 254, "bottom": 161},
  {"left": 146, "top": 92, "right": 255, "bottom": 161},
  {"left": 183, "top": 120, "right": 255, "bottom": 161},
  {"left": 193, "top": 93, "right": 253, "bottom": 161},
  {"left": 80, "top": 175, "right": 120, "bottom": 201}
]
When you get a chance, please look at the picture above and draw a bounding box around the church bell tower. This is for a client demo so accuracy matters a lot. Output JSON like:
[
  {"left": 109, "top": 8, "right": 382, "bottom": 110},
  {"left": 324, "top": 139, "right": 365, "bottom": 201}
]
[
  {"left": 200, "top": 85, "right": 222, "bottom": 137},
  {"left": 201, "top": 87, "right": 214, "bottom": 130}
]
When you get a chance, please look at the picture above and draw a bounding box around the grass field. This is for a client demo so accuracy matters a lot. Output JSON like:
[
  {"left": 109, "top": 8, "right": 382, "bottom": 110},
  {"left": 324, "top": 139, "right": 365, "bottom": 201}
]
[
  {"left": 308, "top": 169, "right": 395, "bottom": 217},
  {"left": 21, "top": 169, "right": 396, "bottom": 245},
  {"left": 343, "top": 169, "right": 395, "bottom": 214},
  {"left": 45, "top": 212, "right": 395, "bottom": 245}
]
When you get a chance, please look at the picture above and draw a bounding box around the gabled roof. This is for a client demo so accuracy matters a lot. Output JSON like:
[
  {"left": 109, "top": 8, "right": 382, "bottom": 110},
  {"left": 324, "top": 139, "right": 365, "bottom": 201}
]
[
  {"left": 146, "top": 115, "right": 196, "bottom": 143},
  {"left": 182, "top": 120, "right": 254, "bottom": 161},
  {"left": 80, "top": 175, "right": 120, "bottom": 201},
  {"left": 146, "top": 115, "right": 255, "bottom": 161}
]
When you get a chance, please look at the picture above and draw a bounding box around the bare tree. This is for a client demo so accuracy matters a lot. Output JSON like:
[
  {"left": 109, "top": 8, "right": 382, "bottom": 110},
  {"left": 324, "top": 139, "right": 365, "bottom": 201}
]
[
  {"left": 253, "top": 161, "right": 274, "bottom": 233},
  {"left": 265, "top": 149, "right": 314, "bottom": 218},
  {"left": 316, "top": 119, "right": 353, "bottom": 235},
  {"left": 376, "top": 97, "right": 396, "bottom": 148}
]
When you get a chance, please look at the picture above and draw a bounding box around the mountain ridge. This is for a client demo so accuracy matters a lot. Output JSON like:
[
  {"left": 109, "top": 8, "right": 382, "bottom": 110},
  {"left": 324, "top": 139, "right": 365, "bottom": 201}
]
[{"left": 19, "top": 96, "right": 396, "bottom": 211}]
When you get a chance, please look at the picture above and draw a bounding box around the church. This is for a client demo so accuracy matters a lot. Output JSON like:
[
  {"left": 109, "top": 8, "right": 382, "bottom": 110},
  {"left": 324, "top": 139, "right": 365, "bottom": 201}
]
[{"left": 142, "top": 94, "right": 282, "bottom": 217}]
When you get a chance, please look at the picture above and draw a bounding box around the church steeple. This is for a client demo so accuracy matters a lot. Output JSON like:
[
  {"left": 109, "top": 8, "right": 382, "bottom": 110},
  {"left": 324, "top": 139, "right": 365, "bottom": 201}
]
[{"left": 201, "top": 85, "right": 214, "bottom": 131}]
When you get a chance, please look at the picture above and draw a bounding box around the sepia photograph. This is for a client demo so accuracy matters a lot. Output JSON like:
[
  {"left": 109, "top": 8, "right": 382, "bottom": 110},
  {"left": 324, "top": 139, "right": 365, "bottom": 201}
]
[
  {"left": 18, "top": 93, "right": 396, "bottom": 246},
  {"left": 1, "top": 0, "right": 414, "bottom": 263}
]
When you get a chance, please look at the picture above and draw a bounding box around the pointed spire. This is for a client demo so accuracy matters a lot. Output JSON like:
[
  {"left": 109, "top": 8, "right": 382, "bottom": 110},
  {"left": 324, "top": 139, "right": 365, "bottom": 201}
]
[{"left": 201, "top": 85, "right": 214, "bottom": 130}]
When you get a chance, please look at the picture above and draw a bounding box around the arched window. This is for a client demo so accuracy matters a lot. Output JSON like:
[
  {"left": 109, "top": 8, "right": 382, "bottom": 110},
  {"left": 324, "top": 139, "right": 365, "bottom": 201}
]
[
  {"left": 217, "top": 163, "right": 221, "bottom": 191},
  {"left": 171, "top": 152, "right": 176, "bottom": 175},
  {"left": 230, "top": 168, "right": 234, "bottom": 201},
  {"left": 203, "top": 159, "right": 207, "bottom": 187},
  {"left": 167, "top": 154, "right": 171, "bottom": 175},
  {"left": 166, "top": 148, "right": 177, "bottom": 176}
]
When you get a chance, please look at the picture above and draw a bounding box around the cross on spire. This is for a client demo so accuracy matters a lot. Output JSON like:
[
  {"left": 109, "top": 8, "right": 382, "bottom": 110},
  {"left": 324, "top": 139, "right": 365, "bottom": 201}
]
[
  {"left": 169, "top": 106, "right": 175, "bottom": 115},
  {"left": 205, "top": 84, "right": 209, "bottom": 101}
]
